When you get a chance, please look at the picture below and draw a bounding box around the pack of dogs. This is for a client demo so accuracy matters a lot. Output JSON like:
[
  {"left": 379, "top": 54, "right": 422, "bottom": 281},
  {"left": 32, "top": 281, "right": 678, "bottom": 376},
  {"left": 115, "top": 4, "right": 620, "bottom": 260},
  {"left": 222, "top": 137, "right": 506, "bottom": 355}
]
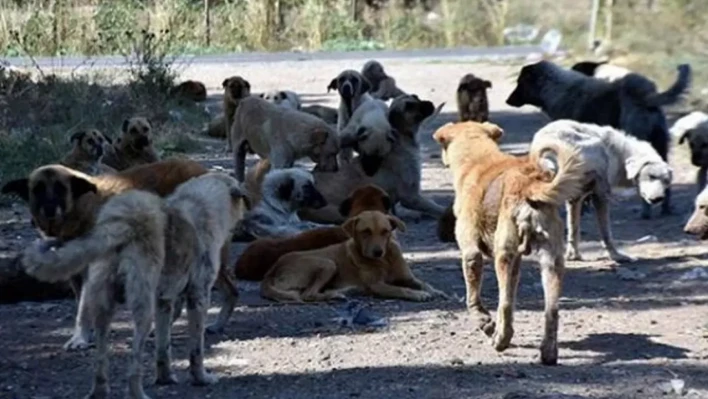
[{"left": 2, "top": 57, "right": 706, "bottom": 398}]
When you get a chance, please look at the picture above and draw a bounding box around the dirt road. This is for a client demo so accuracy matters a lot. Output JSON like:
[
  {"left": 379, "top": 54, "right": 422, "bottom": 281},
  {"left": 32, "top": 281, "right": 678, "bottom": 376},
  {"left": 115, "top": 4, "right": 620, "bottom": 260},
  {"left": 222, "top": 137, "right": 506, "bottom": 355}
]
[{"left": 1, "top": 58, "right": 707, "bottom": 399}]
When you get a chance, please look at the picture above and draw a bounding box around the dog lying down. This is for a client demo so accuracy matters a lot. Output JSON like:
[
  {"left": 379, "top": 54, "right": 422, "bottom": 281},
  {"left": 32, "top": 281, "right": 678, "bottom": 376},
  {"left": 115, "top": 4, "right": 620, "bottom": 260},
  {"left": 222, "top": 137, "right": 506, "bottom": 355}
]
[
  {"left": 530, "top": 120, "right": 672, "bottom": 264},
  {"left": 208, "top": 184, "right": 393, "bottom": 333},
  {"left": 232, "top": 167, "right": 330, "bottom": 241},
  {"left": 261, "top": 210, "right": 447, "bottom": 303},
  {"left": 433, "top": 121, "right": 588, "bottom": 365},
  {"left": 21, "top": 173, "right": 248, "bottom": 399},
  {"left": 684, "top": 185, "right": 708, "bottom": 239}
]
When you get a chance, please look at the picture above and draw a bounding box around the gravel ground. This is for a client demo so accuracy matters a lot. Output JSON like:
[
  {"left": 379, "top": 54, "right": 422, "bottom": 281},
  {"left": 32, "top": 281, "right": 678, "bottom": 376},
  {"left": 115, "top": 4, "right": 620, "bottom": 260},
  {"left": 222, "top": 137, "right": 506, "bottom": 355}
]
[{"left": 1, "top": 58, "right": 707, "bottom": 399}]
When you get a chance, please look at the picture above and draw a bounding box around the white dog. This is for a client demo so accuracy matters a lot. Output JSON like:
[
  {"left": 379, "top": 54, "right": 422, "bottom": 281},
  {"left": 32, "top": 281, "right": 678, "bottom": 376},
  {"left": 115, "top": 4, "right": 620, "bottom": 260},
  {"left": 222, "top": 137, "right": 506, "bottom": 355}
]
[{"left": 530, "top": 120, "right": 673, "bottom": 263}]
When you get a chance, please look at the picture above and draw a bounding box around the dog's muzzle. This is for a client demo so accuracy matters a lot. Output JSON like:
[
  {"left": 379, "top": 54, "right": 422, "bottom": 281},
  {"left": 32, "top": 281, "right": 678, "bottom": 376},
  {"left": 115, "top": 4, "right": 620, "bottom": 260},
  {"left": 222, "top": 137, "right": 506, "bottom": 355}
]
[
  {"left": 505, "top": 90, "right": 524, "bottom": 107},
  {"left": 135, "top": 136, "right": 150, "bottom": 149},
  {"left": 340, "top": 82, "right": 354, "bottom": 99}
]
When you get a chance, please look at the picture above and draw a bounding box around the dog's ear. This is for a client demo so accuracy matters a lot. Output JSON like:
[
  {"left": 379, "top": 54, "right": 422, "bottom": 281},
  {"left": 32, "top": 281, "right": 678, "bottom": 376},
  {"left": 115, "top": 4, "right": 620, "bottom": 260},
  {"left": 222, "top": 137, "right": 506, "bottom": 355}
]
[
  {"left": 338, "top": 197, "right": 353, "bottom": 217},
  {"left": 69, "top": 131, "right": 86, "bottom": 144},
  {"left": 279, "top": 91, "right": 287, "bottom": 100},
  {"left": 360, "top": 76, "right": 371, "bottom": 94},
  {"left": 419, "top": 100, "right": 435, "bottom": 119},
  {"left": 121, "top": 119, "right": 130, "bottom": 133},
  {"left": 230, "top": 185, "right": 252, "bottom": 210},
  {"left": 327, "top": 78, "right": 338, "bottom": 92},
  {"left": 482, "top": 122, "right": 504, "bottom": 141},
  {"left": 69, "top": 176, "right": 98, "bottom": 199},
  {"left": 222, "top": 78, "right": 230, "bottom": 89},
  {"left": 388, "top": 215, "right": 406, "bottom": 233},
  {"left": 342, "top": 216, "right": 359, "bottom": 237},
  {"left": 484, "top": 80, "right": 492, "bottom": 89},
  {"left": 277, "top": 177, "right": 295, "bottom": 201},
  {"left": 1, "top": 178, "right": 30, "bottom": 201},
  {"left": 678, "top": 130, "right": 692, "bottom": 145}
]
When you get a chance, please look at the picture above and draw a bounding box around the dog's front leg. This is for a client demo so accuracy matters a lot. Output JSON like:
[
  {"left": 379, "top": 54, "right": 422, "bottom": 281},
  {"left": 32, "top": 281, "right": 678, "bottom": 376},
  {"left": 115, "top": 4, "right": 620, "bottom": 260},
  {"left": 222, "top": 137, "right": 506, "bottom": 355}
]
[
  {"left": 399, "top": 192, "right": 446, "bottom": 218},
  {"left": 698, "top": 167, "right": 708, "bottom": 192},
  {"left": 233, "top": 141, "right": 249, "bottom": 182},
  {"left": 366, "top": 281, "right": 433, "bottom": 302},
  {"left": 592, "top": 195, "right": 635, "bottom": 263},
  {"left": 155, "top": 298, "right": 178, "bottom": 385},
  {"left": 537, "top": 243, "right": 565, "bottom": 366},
  {"left": 64, "top": 282, "right": 94, "bottom": 351},
  {"left": 460, "top": 247, "right": 494, "bottom": 335}
]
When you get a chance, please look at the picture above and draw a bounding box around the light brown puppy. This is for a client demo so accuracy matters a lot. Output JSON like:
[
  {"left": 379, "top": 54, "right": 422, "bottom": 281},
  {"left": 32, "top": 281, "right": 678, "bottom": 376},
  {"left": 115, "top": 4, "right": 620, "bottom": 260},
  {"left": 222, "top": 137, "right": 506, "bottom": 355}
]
[
  {"left": 261, "top": 210, "right": 446, "bottom": 303},
  {"left": 102, "top": 117, "right": 160, "bottom": 171},
  {"left": 361, "top": 60, "right": 407, "bottom": 101},
  {"left": 60, "top": 129, "right": 116, "bottom": 176},
  {"left": 433, "top": 121, "right": 586, "bottom": 366},
  {"left": 171, "top": 80, "right": 208, "bottom": 102},
  {"left": 301, "top": 104, "right": 339, "bottom": 125},
  {"left": 457, "top": 73, "right": 492, "bottom": 122},
  {"left": 222, "top": 76, "right": 252, "bottom": 147},
  {"left": 230, "top": 96, "right": 340, "bottom": 182},
  {"left": 0, "top": 159, "right": 239, "bottom": 352},
  {"left": 684, "top": 185, "right": 708, "bottom": 238}
]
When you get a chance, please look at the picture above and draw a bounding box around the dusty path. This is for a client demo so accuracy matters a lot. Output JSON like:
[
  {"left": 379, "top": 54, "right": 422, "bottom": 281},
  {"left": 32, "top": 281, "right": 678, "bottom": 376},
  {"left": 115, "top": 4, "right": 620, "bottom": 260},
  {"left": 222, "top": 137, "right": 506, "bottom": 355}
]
[{"left": 1, "top": 58, "right": 707, "bottom": 399}]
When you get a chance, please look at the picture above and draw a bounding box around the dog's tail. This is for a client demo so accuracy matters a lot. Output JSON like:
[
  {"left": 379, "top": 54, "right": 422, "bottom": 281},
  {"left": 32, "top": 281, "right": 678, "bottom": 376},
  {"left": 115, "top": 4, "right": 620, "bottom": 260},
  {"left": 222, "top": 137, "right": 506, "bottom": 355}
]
[
  {"left": 244, "top": 159, "right": 271, "bottom": 205},
  {"left": 526, "top": 143, "right": 587, "bottom": 206},
  {"left": 645, "top": 64, "right": 692, "bottom": 107},
  {"left": 22, "top": 191, "right": 164, "bottom": 283}
]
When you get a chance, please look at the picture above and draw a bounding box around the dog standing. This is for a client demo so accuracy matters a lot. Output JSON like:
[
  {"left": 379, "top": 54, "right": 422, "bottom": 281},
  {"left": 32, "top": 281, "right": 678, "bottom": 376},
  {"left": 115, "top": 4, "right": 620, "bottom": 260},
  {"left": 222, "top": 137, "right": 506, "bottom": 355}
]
[
  {"left": 22, "top": 173, "right": 248, "bottom": 399},
  {"left": 531, "top": 120, "right": 672, "bottom": 263},
  {"left": 361, "top": 60, "right": 406, "bottom": 101},
  {"left": 456, "top": 73, "right": 492, "bottom": 123},
  {"left": 221, "top": 76, "right": 252, "bottom": 149},
  {"left": 301, "top": 94, "right": 446, "bottom": 223},
  {"left": 261, "top": 210, "right": 447, "bottom": 302},
  {"left": 339, "top": 98, "right": 396, "bottom": 174},
  {"left": 671, "top": 111, "right": 708, "bottom": 191},
  {"left": 328, "top": 69, "right": 374, "bottom": 161},
  {"left": 506, "top": 60, "right": 691, "bottom": 218},
  {"left": 60, "top": 130, "right": 116, "bottom": 176},
  {"left": 102, "top": 117, "right": 160, "bottom": 171},
  {"left": 433, "top": 121, "right": 587, "bottom": 365},
  {"left": 230, "top": 96, "right": 340, "bottom": 182},
  {"left": 208, "top": 184, "right": 392, "bottom": 333}
]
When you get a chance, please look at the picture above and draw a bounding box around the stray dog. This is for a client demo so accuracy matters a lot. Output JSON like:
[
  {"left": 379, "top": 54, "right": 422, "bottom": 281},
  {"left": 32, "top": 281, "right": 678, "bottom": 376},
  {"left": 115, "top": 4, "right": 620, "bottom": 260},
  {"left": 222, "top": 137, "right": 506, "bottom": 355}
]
[
  {"left": 259, "top": 90, "right": 301, "bottom": 110},
  {"left": 506, "top": 60, "right": 691, "bottom": 218},
  {"left": 671, "top": 111, "right": 708, "bottom": 191},
  {"left": 570, "top": 60, "right": 631, "bottom": 82},
  {"left": 230, "top": 96, "right": 340, "bottom": 182},
  {"left": 339, "top": 98, "right": 396, "bottom": 174},
  {"left": 433, "top": 120, "right": 587, "bottom": 366},
  {"left": 328, "top": 69, "right": 373, "bottom": 135},
  {"left": 531, "top": 120, "right": 672, "bottom": 263},
  {"left": 361, "top": 60, "right": 406, "bottom": 101},
  {"left": 684, "top": 185, "right": 708, "bottom": 239},
  {"left": 60, "top": 129, "right": 116, "bottom": 175},
  {"left": 171, "top": 80, "right": 208, "bottom": 102},
  {"left": 232, "top": 167, "right": 328, "bottom": 240},
  {"left": 261, "top": 210, "right": 447, "bottom": 302},
  {"left": 301, "top": 94, "right": 446, "bottom": 223},
  {"left": 222, "top": 76, "right": 252, "bottom": 147},
  {"left": 301, "top": 104, "right": 339, "bottom": 125},
  {"left": 0, "top": 159, "right": 236, "bottom": 352},
  {"left": 102, "top": 116, "right": 160, "bottom": 171},
  {"left": 457, "top": 73, "right": 492, "bottom": 122},
  {"left": 208, "top": 184, "right": 392, "bottom": 333},
  {"left": 21, "top": 173, "right": 248, "bottom": 399}
]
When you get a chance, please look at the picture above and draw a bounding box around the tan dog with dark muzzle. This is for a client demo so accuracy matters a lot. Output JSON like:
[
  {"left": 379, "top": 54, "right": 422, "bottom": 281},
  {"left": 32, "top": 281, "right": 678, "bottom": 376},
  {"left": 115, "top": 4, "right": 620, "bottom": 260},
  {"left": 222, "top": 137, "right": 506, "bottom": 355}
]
[
  {"left": 60, "top": 129, "right": 116, "bottom": 176},
  {"left": 102, "top": 117, "right": 160, "bottom": 171}
]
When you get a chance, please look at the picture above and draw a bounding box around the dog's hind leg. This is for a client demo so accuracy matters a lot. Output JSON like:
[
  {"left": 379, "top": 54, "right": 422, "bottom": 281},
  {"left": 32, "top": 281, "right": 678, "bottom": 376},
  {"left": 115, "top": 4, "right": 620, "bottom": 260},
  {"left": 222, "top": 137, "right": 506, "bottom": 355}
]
[
  {"left": 592, "top": 195, "right": 635, "bottom": 263},
  {"left": 537, "top": 243, "right": 565, "bottom": 366},
  {"left": 301, "top": 260, "right": 341, "bottom": 302},
  {"left": 154, "top": 298, "right": 178, "bottom": 385},
  {"left": 127, "top": 274, "right": 156, "bottom": 399},
  {"left": 564, "top": 199, "right": 584, "bottom": 261},
  {"left": 461, "top": 248, "right": 494, "bottom": 336},
  {"left": 491, "top": 249, "right": 521, "bottom": 353},
  {"left": 187, "top": 252, "right": 219, "bottom": 386},
  {"left": 84, "top": 275, "right": 116, "bottom": 399},
  {"left": 399, "top": 193, "right": 445, "bottom": 218},
  {"left": 207, "top": 276, "right": 238, "bottom": 334}
]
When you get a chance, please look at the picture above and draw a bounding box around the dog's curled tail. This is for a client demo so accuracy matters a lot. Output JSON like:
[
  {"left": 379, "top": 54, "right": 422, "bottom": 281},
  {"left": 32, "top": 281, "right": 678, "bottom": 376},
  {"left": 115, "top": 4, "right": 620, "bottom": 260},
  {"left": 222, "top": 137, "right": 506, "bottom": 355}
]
[
  {"left": 646, "top": 64, "right": 692, "bottom": 107},
  {"left": 526, "top": 143, "right": 587, "bottom": 206},
  {"left": 22, "top": 191, "right": 164, "bottom": 283}
]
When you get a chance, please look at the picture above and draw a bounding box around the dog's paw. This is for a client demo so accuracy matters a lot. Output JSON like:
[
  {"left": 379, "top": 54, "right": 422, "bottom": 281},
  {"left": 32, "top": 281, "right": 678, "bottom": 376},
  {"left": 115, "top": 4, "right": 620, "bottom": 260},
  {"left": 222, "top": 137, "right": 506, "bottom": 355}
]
[
  {"left": 540, "top": 338, "right": 559, "bottom": 366},
  {"left": 609, "top": 251, "right": 636, "bottom": 264},
  {"left": 22, "top": 241, "right": 63, "bottom": 282},
  {"left": 63, "top": 333, "right": 93, "bottom": 351},
  {"left": 564, "top": 248, "right": 583, "bottom": 261},
  {"left": 192, "top": 371, "right": 219, "bottom": 386},
  {"left": 492, "top": 326, "right": 514, "bottom": 352},
  {"left": 412, "top": 291, "right": 434, "bottom": 302},
  {"left": 479, "top": 318, "right": 496, "bottom": 337}
]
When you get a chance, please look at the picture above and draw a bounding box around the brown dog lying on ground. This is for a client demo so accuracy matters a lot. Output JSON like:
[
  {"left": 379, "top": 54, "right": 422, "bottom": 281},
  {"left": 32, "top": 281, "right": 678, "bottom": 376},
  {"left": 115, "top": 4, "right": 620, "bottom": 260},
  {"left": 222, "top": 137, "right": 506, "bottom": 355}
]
[
  {"left": 60, "top": 129, "right": 116, "bottom": 176},
  {"left": 170, "top": 80, "right": 208, "bottom": 102},
  {"left": 102, "top": 116, "right": 160, "bottom": 171},
  {"left": 433, "top": 121, "right": 587, "bottom": 365},
  {"left": 261, "top": 210, "right": 447, "bottom": 303},
  {"left": 456, "top": 73, "right": 492, "bottom": 123},
  {"left": 207, "top": 184, "right": 392, "bottom": 333}
]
